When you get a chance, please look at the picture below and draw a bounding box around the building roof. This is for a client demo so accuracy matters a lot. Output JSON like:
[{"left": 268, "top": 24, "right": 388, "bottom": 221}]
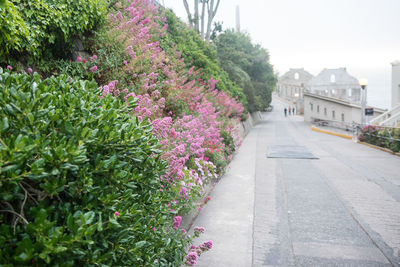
[
  {"left": 303, "top": 92, "right": 387, "bottom": 112},
  {"left": 279, "top": 68, "right": 314, "bottom": 85},
  {"left": 308, "top": 68, "right": 359, "bottom": 88},
  {"left": 392, "top": 60, "right": 400, "bottom": 66}
]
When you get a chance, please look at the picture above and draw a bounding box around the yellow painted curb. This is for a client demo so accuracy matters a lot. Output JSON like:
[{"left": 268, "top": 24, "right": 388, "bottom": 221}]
[
  {"left": 357, "top": 141, "right": 400, "bottom": 156},
  {"left": 311, "top": 126, "right": 353, "bottom": 139}
]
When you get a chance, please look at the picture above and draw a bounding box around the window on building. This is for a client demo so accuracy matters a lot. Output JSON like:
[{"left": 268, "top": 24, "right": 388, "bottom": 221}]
[
  {"left": 332, "top": 89, "right": 335, "bottom": 95},
  {"left": 310, "top": 102, "right": 313, "bottom": 111},
  {"left": 330, "top": 74, "right": 336, "bottom": 83},
  {"left": 294, "top": 72, "right": 299, "bottom": 80},
  {"left": 332, "top": 110, "right": 335, "bottom": 119},
  {"left": 324, "top": 107, "right": 327, "bottom": 116},
  {"left": 348, "top": 88, "right": 352, "bottom": 97},
  {"left": 317, "top": 105, "right": 320, "bottom": 113},
  {"left": 341, "top": 113, "right": 345, "bottom": 122}
]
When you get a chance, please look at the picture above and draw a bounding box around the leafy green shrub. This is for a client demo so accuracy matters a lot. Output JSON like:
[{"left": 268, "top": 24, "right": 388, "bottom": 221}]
[
  {"left": 160, "top": 9, "right": 247, "bottom": 108},
  {"left": 3, "top": 0, "right": 106, "bottom": 59},
  {"left": 215, "top": 29, "right": 277, "bottom": 112},
  {"left": 359, "top": 125, "right": 400, "bottom": 153},
  {"left": 0, "top": 0, "right": 29, "bottom": 59},
  {"left": 0, "top": 69, "right": 191, "bottom": 266}
]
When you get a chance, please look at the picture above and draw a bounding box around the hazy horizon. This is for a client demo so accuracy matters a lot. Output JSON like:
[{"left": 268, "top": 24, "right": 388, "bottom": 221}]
[{"left": 163, "top": 0, "right": 399, "bottom": 109}]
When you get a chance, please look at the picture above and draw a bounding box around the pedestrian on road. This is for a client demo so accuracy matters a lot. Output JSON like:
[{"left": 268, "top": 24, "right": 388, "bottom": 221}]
[
  {"left": 288, "top": 107, "right": 291, "bottom": 115},
  {"left": 292, "top": 107, "right": 295, "bottom": 115},
  {"left": 284, "top": 107, "right": 287, "bottom": 117}
]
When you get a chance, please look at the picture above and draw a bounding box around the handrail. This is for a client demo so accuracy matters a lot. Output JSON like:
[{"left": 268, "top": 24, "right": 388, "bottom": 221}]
[{"left": 370, "top": 103, "right": 400, "bottom": 126}]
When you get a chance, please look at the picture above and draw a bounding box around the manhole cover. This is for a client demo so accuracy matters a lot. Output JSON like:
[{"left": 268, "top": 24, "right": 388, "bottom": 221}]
[{"left": 267, "top": 145, "right": 319, "bottom": 159}]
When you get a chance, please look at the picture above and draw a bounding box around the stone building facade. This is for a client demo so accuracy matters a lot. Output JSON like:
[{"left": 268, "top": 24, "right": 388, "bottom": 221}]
[
  {"left": 277, "top": 68, "right": 313, "bottom": 102},
  {"left": 307, "top": 68, "right": 361, "bottom": 103}
]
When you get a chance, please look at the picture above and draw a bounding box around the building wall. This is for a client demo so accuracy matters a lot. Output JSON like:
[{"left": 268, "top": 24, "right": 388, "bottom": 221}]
[
  {"left": 304, "top": 93, "right": 385, "bottom": 125},
  {"left": 392, "top": 61, "right": 400, "bottom": 108},
  {"left": 308, "top": 68, "right": 361, "bottom": 104}
]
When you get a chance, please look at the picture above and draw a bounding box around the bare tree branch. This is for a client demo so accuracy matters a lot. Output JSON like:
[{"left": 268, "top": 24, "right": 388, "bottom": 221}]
[
  {"left": 200, "top": 0, "right": 206, "bottom": 38},
  {"left": 0, "top": 210, "right": 28, "bottom": 224},
  {"left": 183, "top": 0, "right": 193, "bottom": 26},
  {"left": 194, "top": 0, "right": 199, "bottom": 32}
]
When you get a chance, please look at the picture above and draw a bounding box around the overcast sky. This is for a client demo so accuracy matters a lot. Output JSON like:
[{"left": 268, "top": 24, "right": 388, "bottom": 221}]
[{"left": 162, "top": 0, "right": 400, "bottom": 108}]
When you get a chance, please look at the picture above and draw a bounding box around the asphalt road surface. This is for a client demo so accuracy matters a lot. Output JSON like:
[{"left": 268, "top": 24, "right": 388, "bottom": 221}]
[{"left": 193, "top": 96, "right": 400, "bottom": 266}]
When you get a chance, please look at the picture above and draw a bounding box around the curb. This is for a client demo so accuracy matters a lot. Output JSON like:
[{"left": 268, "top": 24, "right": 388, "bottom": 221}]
[
  {"left": 357, "top": 141, "right": 400, "bottom": 157},
  {"left": 181, "top": 181, "right": 216, "bottom": 231},
  {"left": 311, "top": 126, "right": 353, "bottom": 139}
]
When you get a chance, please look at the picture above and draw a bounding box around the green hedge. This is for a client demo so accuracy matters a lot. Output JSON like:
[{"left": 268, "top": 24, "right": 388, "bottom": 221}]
[
  {"left": 359, "top": 125, "right": 400, "bottom": 153},
  {"left": 160, "top": 9, "right": 247, "bottom": 108},
  {"left": 1, "top": 0, "right": 106, "bottom": 60},
  {"left": 0, "top": 69, "right": 189, "bottom": 266},
  {"left": 0, "top": 0, "right": 29, "bottom": 59}
]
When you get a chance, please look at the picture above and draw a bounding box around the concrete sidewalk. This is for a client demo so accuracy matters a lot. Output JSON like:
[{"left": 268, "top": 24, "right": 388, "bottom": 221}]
[
  {"left": 191, "top": 96, "right": 400, "bottom": 266},
  {"left": 191, "top": 126, "right": 258, "bottom": 266}
]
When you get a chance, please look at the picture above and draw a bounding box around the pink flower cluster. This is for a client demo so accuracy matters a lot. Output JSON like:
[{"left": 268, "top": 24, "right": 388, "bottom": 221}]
[
  {"left": 185, "top": 240, "right": 213, "bottom": 265},
  {"left": 104, "top": 2, "right": 243, "bottom": 257},
  {"left": 173, "top": 216, "right": 182, "bottom": 229}
]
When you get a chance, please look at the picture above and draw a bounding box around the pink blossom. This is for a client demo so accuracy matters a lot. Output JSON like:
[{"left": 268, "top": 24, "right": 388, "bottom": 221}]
[
  {"left": 7, "top": 65, "right": 12, "bottom": 71},
  {"left": 114, "top": 211, "right": 120, "bottom": 216},
  {"left": 194, "top": 226, "right": 205, "bottom": 234},
  {"left": 90, "top": 55, "right": 98, "bottom": 61},
  {"left": 173, "top": 216, "right": 182, "bottom": 229},
  {"left": 181, "top": 229, "right": 187, "bottom": 234},
  {"left": 90, "top": 65, "right": 98, "bottom": 73},
  {"left": 124, "top": 60, "right": 128, "bottom": 65},
  {"left": 199, "top": 240, "right": 213, "bottom": 251},
  {"left": 185, "top": 252, "right": 198, "bottom": 266},
  {"left": 76, "top": 56, "right": 82, "bottom": 62},
  {"left": 27, "top": 67, "right": 33, "bottom": 73}
]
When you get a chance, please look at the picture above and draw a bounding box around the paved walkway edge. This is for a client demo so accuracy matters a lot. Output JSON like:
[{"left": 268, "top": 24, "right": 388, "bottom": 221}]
[
  {"left": 311, "top": 125, "right": 353, "bottom": 139},
  {"left": 357, "top": 140, "right": 400, "bottom": 157}
]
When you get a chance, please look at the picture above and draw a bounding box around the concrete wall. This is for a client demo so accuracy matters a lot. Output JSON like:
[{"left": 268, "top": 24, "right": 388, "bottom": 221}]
[
  {"left": 238, "top": 111, "right": 263, "bottom": 138},
  {"left": 392, "top": 61, "right": 400, "bottom": 108},
  {"left": 304, "top": 93, "right": 385, "bottom": 125}
]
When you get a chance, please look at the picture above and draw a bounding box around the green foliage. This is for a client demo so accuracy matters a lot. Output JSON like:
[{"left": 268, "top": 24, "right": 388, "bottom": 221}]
[
  {"left": 215, "top": 29, "right": 277, "bottom": 112},
  {"left": 160, "top": 9, "right": 247, "bottom": 107},
  {"left": 0, "top": 69, "right": 190, "bottom": 266},
  {"left": 359, "top": 126, "right": 400, "bottom": 153},
  {"left": 1, "top": 0, "right": 106, "bottom": 60},
  {"left": 0, "top": 0, "right": 29, "bottom": 59}
]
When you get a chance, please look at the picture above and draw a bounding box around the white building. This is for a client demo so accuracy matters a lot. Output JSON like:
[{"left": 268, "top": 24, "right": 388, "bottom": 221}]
[
  {"left": 392, "top": 60, "right": 400, "bottom": 108},
  {"left": 308, "top": 68, "right": 361, "bottom": 103},
  {"left": 304, "top": 92, "right": 385, "bottom": 127}
]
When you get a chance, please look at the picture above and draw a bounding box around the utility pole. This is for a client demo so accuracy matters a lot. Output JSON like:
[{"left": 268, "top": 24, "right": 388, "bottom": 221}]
[{"left": 236, "top": 5, "right": 240, "bottom": 32}]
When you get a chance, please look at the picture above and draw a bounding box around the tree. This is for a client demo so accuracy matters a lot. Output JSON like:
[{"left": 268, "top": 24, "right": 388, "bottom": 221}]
[
  {"left": 182, "top": 0, "right": 220, "bottom": 43},
  {"left": 215, "top": 29, "right": 277, "bottom": 112}
]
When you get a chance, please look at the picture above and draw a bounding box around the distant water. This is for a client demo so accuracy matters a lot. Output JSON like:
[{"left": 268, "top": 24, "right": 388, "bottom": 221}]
[
  {"left": 368, "top": 86, "right": 391, "bottom": 110},
  {"left": 355, "top": 67, "right": 391, "bottom": 110}
]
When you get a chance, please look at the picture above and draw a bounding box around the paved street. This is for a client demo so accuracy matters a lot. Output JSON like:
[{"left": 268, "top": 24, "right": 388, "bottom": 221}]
[{"left": 193, "top": 96, "right": 400, "bottom": 266}]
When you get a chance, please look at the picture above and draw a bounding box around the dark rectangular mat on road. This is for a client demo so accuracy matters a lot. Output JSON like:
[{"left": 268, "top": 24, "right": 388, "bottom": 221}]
[{"left": 267, "top": 145, "right": 319, "bottom": 159}]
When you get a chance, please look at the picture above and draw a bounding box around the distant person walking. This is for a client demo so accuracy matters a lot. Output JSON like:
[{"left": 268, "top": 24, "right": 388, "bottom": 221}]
[
  {"left": 292, "top": 107, "right": 295, "bottom": 115},
  {"left": 288, "top": 107, "right": 291, "bottom": 115},
  {"left": 284, "top": 107, "right": 287, "bottom": 117}
]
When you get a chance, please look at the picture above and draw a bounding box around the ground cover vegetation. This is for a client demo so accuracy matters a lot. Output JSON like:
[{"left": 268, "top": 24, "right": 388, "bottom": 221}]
[
  {"left": 359, "top": 125, "right": 400, "bottom": 153},
  {"left": 1, "top": 0, "right": 275, "bottom": 265}
]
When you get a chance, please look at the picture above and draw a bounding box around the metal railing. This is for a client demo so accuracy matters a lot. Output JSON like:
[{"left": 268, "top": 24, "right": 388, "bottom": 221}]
[
  {"left": 370, "top": 103, "right": 400, "bottom": 127},
  {"left": 311, "top": 117, "right": 353, "bottom": 131},
  {"left": 354, "top": 124, "right": 400, "bottom": 152}
]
